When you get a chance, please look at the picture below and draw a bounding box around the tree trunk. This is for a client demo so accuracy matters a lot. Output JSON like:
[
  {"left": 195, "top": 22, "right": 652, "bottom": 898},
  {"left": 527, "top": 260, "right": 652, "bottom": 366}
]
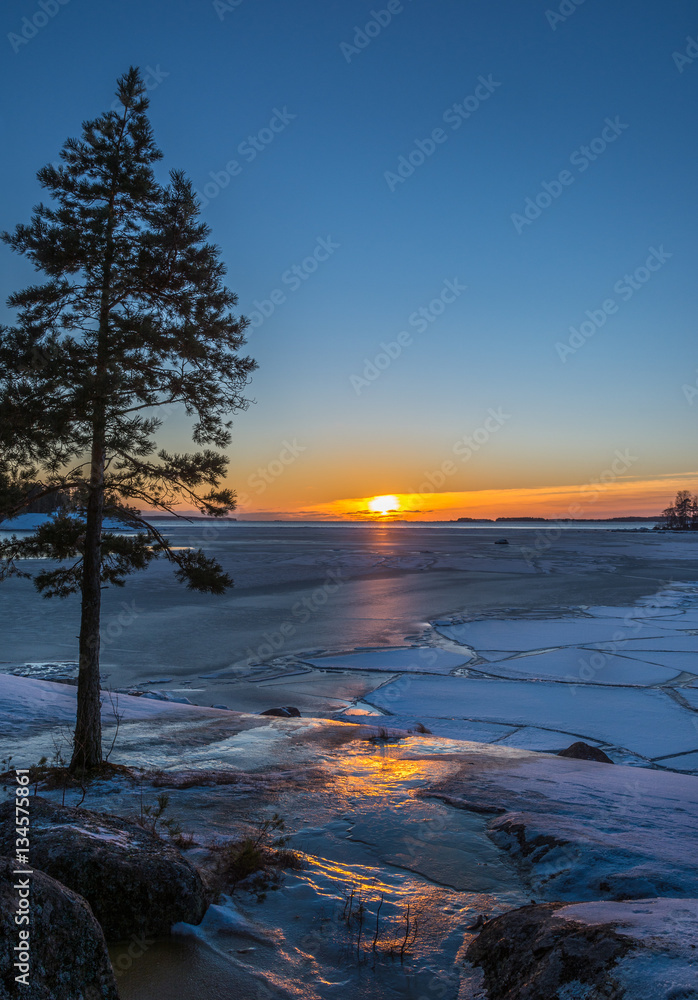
[
  {"left": 70, "top": 174, "right": 117, "bottom": 771},
  {"left": 71, "top": 435, "right": 105, "bottom": 772}
]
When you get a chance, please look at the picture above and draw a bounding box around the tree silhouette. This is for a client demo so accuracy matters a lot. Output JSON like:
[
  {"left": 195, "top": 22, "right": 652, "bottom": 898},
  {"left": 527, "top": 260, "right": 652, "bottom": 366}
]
[
  {"left": 0, "top": 68, "right": 256, "bottom": 770},
  {"left": 661, "top": 490, "right": 698, "bottom": 530}
]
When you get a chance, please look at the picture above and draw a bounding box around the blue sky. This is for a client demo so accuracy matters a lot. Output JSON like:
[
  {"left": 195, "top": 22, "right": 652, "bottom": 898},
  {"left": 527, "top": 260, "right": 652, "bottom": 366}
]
[{"left": 1, "top": 0, "right": 696, "bottom": 517}]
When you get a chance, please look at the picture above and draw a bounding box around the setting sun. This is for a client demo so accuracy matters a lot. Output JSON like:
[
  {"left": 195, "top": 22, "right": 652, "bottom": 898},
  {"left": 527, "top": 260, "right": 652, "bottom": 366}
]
[{"left": 368, "top": 494, "right": 400, "bottom": 515}]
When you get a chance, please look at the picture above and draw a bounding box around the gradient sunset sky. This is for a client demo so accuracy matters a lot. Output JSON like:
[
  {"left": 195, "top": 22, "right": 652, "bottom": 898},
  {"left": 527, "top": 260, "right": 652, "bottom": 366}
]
[{"left": 1, "top": 0, "right": 696, "bottom": 520}]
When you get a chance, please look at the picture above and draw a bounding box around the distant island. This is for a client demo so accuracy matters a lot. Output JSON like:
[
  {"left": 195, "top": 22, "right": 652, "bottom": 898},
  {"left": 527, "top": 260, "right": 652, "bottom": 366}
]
[
  {"left": 454, "top": 490, "right": 698, "bottom": 529},
  {"left": 454, "top": 516, "right": 661, "bottom": 523}
]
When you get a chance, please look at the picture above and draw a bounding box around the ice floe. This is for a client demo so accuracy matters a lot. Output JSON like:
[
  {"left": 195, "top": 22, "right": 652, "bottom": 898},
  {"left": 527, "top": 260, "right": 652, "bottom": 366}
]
[
  {"left": 471, "top": 647, "right": 680, "bottom": 686},
  {"left": 653, "top": 751, "right": 698, "bottom": 771},
  {"left": 319, "top": 585, "right": 698, "bottom": 769},
  {"left": 435, "top": 618, "right": 669, "bottom": 651},
  {"left": 582, "top": 605, "right": 687, "bottom": 619},
  {"left": 591, "top": 634, "right": 698, "bottom": 652},
  {"left": 681, "top": 687, "right": 698, "bottom": 710},
  {"left": 493, "top": 725, "right": 605, "bottom": 753},
  {"left": 333, "top": 712, "right": 516, "bottom": 744},
  {"left": 301, "top": 647, "right": 474, "bottom": 674},
  {"left": 368, "top": 676, "right": 698, "bottom": 760},
  {"left": 600, "top": 649, "right": 698, "bottom": 672}
]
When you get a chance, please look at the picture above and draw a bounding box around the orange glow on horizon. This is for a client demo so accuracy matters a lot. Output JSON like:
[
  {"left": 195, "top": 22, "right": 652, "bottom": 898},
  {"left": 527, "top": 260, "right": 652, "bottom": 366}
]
[{"left": 231, "top": 471, "right": 698, "bottom": 521}]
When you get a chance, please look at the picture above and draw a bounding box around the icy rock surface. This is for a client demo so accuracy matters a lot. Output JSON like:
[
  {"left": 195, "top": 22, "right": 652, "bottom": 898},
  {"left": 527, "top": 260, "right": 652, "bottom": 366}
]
[
  {"left": 1, "top": 678, "right": 697, "bottom": 999},
  {"left": 421, "top": 749, "right": 698, "bottom": 902},
  {"left": 0, "top": 798, "right": 208, "bottom": 940},
  {"left": 467, "top": 898, "right": 698, "bottom": 1000}
]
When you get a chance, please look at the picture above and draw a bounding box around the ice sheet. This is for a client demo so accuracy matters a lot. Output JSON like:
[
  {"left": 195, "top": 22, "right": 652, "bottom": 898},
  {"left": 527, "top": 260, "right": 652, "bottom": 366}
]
[
  {"left": 474, "top": 648, "right": 679, "bottom": 686},
  {"left": 368, "top": 676, "right": 698, "bottom": 758},
  {"left": 583, "top": 605, "right": 683, "bottom": 619},
  {"left": 494, "top": 726, "right": 605, "bottom": 753},
  {"left": 0, "top": 512, "right": 125, "bottom": 531},
  {"left": 301, "top": 647, "right": 473, "bottom": 674},
  {"left": 603, "top": 649, "right": 698, "bottom": 673},
  {"left": 653, "top": 752, "right": 698, "bottom": 772},
  {"left": 591, "top": 635, "right": 698, "bottom": 653},
  {"left": 435, "top": 619, "right": 667, "bottom": 652}
]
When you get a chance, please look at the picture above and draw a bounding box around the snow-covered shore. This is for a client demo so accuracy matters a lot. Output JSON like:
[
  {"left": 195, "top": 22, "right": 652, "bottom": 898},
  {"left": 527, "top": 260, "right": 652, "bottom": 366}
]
[{"left": 1, "top": 673, "right": 697, "bottom": 999}]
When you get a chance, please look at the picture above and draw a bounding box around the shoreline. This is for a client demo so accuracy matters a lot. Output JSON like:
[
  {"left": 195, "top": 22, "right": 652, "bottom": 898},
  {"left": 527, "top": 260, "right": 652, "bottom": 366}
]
[
  {"left": 3, "top": 577, "right": 698, "bottom": 774},
  {"left": 1, "top": 675, "right": 697, "bottom": 1000},
  {"left": 2, "top": 527, "right": 698, "bottom": 771}
]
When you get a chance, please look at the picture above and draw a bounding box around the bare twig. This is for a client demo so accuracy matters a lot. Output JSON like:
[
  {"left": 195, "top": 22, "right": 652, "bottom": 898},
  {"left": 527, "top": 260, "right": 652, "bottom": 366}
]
[
  {"left": 104, "top": 689, "right": 124, "bottom": 762},
  {"left": 372, "top": 893, "right": 383, "bottom": 964},
  {"left": 400, "top": 903, "right": 410, "bottom": 962},
  {"left": 356, "top": 898, "right": 365, "bottom": 958}
]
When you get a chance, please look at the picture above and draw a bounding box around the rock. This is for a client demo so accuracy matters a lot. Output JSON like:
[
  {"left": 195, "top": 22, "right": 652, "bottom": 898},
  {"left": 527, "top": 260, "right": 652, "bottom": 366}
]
[
  {"left": 0, "top": 855, "right": 119, "bottom": 1000},
  {"left": 494, "top": 538, "right": 509, "bottom": 545},
  {"left": 466, "top": 898, "right": 698, "bottom": 1000},
  {"left": 0, "top": 798, "right": 207, "bottom": 941},
  {"left": 489, "top": 810, "right": 697, "bottom": 901},
  {"left": 260, "top": 706, "right": 301, "bottom": 718},
  {"left": 466, "top": 901, "right": 631, "bottom": 999},
  {"left": 557, "top": 741, "right": 613, "bottom": 763}
]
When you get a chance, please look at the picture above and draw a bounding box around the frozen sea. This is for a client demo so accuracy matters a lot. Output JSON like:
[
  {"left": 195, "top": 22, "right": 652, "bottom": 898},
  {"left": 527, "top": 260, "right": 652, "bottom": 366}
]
[
  {"left": 2, "top": 520, "right": 698, "bottom": 999},
  {"left": 2, "top": 519, "right": 698, "bottom": 769}
]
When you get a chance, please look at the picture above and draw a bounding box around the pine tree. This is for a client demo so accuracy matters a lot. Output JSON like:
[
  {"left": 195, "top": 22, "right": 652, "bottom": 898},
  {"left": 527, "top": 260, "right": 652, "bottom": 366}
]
[
  {"left": 660, "top": 490, "right": 698, "bottom": 530},
  {"left": 661, "top": 502, "right": 678, "bottom": 529},
  {"left": 0, "top": 68, "right": 256, "bottom": 771},
  {"left": 674, "top": 490, "right": 693, "bottom": 530}
]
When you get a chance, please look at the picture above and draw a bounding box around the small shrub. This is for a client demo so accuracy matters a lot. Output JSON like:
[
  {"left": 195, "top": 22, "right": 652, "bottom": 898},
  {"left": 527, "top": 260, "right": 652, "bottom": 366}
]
[
  {"left": 410, "top": 722, "right": 432, "bottom": 735},
  {"left": 133, "top": 791, "right": 196, "bottom": 848},
  {"left": 211, "top": 813, "right": 303, "bottom": 902}
]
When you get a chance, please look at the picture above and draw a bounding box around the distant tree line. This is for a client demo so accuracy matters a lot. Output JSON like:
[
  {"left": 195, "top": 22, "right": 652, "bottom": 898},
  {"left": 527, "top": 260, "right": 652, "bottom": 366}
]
[
  {"left": 22, "top": 485, "right": 73, "bottom": 515},
  {"left": 660, "top": 490, "right": 698, "bottom": 530}
]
